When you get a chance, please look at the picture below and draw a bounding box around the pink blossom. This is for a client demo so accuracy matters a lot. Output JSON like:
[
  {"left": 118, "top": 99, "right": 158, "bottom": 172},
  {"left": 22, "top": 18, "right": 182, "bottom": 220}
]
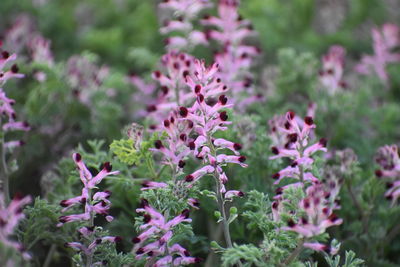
[
  {"left": 355, "top": 23, "right": 400, "bottom": 84},
  {"left": 319, "top": 45, "right": 347, "bottom": 94},
  {"left": 0, "top": 193, "right": 32, "bottom": 260}
]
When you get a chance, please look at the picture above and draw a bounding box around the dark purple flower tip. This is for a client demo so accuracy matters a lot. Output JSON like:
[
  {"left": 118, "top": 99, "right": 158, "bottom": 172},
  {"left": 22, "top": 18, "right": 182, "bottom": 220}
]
[
  {"left": 161, "top": 86, "right": 169, "bottom": 95},
  {"left": 132, "top": 237, "right": 141, "bottom": 243},
  {"left": 181, "top": 209, "right": 190, "bottom": 218},
  {"left": 178, "top": 160, "right": 186, "bottom": 168},
  {"left": 139, "top": 199, "right": 149, "bottom": 208},
  {"left": 375, "top": 169, "right": 383, "bottom": 177},
  {"left": 184, "top": 250, "right": 190, "bottom": 256},
  {"left": 233, "top": 143, "right": 242, "bottom": 150},
  {"left": 194, "top": 84, "right": 202, "bottom": 94},
  {"left": 147, "top": 251, "right": 154, "bottom": 256},
  {"left": 275, "top": 187, "right": 283, "bottom": 195},
  {"left": 271, "top": 146, "right": 279, "bottom": 155},
  {"left": 141, "top": 181, "right": 150, "bottom": 188},
  {"left": 288, "top": 110, "right": 295, "bottom": 120},
  {"left": 173, "top": 62, "right": 180, "bottom": 70},
  {"left": 197, "top": 94, "right": 204, "bottom": 103},
  {"left": 154, "top": 140, "right": 163, "bottom": 149},
  {"left": 74, "top": 153, "right": 82, "bottom": 162},
  {"left": 301, "top": 217, "right": 308, "bottom": 225},
  {"left": 238, "top": 156, "right": 246, "bottom": 162},
  {"left": 219, "top": 111, "right": 228, "bottom": 121},
  {"left": 187, "top": 120, "right": 194, "bottom": 129},
  {"left": 104, "top": 190, "right": 112, "bottom": 197},
  {"left": 19, "top": 140, "right": 26, "bottom": 146},
  {"left": 143, "top": 214, "right": 151, "bottom": 223},
  {"left": 63, "top": 242, "right": 70, "bottom": 248},
  {"left": 320, "top": 208, "right": 328, "bottom": 216},
  {"left": 326, "top": 68, "right": 334, "bottom": 75},
  {"left": 386, "top": 182, "right": 393, "bottom": 189},
  {"left": 303, "top": 198, "right": 310, "bottom": 209},
  {"left": 60, "top": 200, "right": 69, "bottom": 207},
  {"left": 287, "top": 219, "right": 296, "bottom": 227},
  {"left": 102, "top": 260, "right": 109, "bottom": 265},
  {"left": 238, "top": 191, "right": 245, "bottom": 197},
  {"left": 102, "top": 162, "right": 112, "bottom": 172},
  {"left": 146, "top": 104, "right": 157, "bottom": 112},
  {"left": 87, "top": 226, "right": 95, "bottom": 231},
  {"left": 219, "top": 94, "right": 228, "bottom": 105},
  {"left": 328, "top": 213, "right": 339, "bottom": 222},
  {"left": 153, "top": 70, "right": 161, "bottom": 78},
  {"left": 284, "top": 121, "right": 291, "bottom": 130},
  {"left": 182, "top": 70, "right": 190, "bottom": 78},
  {"left": 163, "top": 119, "right": 170, "bottom": 128},
  {"left": 185, "top": 175, "right": 194, "bottom": 182},
  {"left": 114, "top": 236, "right": 122, "bottom": 242},
  {"left": 11, "top": 112, "right": 16, "bottom": 120},
  {"left": 191, "top": 199, "right": 200, "bottom": 207},
  {"left": 272, "top": 173, "right": 280, "bottom": 180},
  {"left": 323, "top": 245, "right": 331, "bottom": 254},
  {"left": 80, "top": 197, "right": 87, "bottom": 204},
  {"left": 136, "top": 248, "right": 144, "bottom": 255},
  {"left": 222, "top": 85, "right": 227, "bottom": 90},
  {"left": 11, "top": 64, "right": 19, "bottom": 73},
  {"left": 319, "top": 138, "right": 328, "bottom": 147},
  {"left": 304, "top": 116, "right": 314, "bottom": 126},
  {"left": 203, "top": 14, "right": 210, "bottom": 19},
  {"left": 287, "top": 133, "right": 298, "bottom": 143},
  {"left": 95, "top": 238, "right": 102, "bottom": 244},
  {"left": 195, "top": 257, "right": 203, "bottom": 263},
  {"left": 188, "top": 141, "right": 195, "bottom": 150},
  {"left": 59, "top": 216, "right": 67, "bottom": 223},
  {"left": 185, "top": 60, "right": 191, "bottom": 67},
  {"left": 290, "top": 161, "right": 298, "bottom": 167},
  {"left": 272, "top": 201, "right": 278, "bottom": 209},
  {"left": 179, "top": 107, "right": 188, "bottom": 117},
  {"left": 339, "top": 81, "right": 348, "bottom": 88},
  {"left": 179, "top": 133, "right": 187, "bottom": 142},
  {"left": 2, "top": 51, "right": 9, "bottom": 59}
]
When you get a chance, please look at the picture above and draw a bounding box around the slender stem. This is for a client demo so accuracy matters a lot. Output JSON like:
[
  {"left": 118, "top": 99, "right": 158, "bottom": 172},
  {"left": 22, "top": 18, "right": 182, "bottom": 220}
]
[
  {"left": 43, "top": 244, "right": 56, "bottom": 267},
  {"left": 86, "top": 189, "right": 95, "bottom": 267},
  {"left": 216, "top": 180, "right": 233, "bottom": 248},
  {"left": 0, "top": 117, "right": 10, "bottom": 204},
  {"left": 283, "top": 238, "right": 305, "bottom": 266}
]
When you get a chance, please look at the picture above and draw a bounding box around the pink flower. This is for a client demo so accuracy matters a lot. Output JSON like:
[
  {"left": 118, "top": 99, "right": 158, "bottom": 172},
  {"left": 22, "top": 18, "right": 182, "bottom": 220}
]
[
  {"left": 269, "top": 110, "right": 326, "bottom": 186},
  {"left": 355, "top": 23, "right": 400, "bottom": 84},
  {"left": 58, "top": 153, "right": 119, "bottom": 226},
  {"left": 133, "top": 200, "right": 197, "bottom": 265},
  {"left": 201, "top": 0, "right": 262, "bottom": 111},
  {"left": 0, "top": 193, "right": 32, "bottom": 260},
  {"left": 282, "top": 184, "right": 342, "bottom": 253},
  {"left": 375, "top": 145, "right": 400, "bottom": 205},
  {"left": 159, "top": 0, "right": 211, "bottom": 50},
  {"left": 319, "top": 45, "right": 347, "bottom": 94}
]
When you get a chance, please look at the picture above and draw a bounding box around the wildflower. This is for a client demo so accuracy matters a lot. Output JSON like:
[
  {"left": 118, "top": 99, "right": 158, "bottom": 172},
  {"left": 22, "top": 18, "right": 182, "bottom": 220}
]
[
  {"left": 375, "top": 145, "right": 400, "bottom": 205},
  {"left": 282, "top": 184, "right": 342, "bottom": 255},
  {"left": 355, "top": 23, "right": 400, "bottom": 84},
  {"left": 58, "top": 153, "right": 120, "bottom": 263},
  {"left": 159, "top": 0, "right": 211, "bottom": 50},
  {"left": 201, "top": 0, "right": 262, "bottom": 111},
  {"left": 269, "top": 110, "right": 327, "bottom": 186},
  {"left": 319, "top": 45, "right": 347, "bottom": 94},
  {"left": 0, "top": 193, "right": 32, "bottom": 260},
  {"left": 180, "top": 59, "right": 247, "bottom": 188},
  {"left": 133, "top": 200, "right": 199, "bottom": 265}
]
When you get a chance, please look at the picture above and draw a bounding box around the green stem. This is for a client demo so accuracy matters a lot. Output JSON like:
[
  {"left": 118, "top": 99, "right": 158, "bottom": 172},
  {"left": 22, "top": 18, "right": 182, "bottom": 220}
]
[
  {"left": 0, "top": 117, "right": 10, "bottom": 204},
  {"left": 283, "top": 238, "right": 305, "bottom": 266},
  {"left": 43, "top": 244, "right": 56, "bottom": 267}
]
